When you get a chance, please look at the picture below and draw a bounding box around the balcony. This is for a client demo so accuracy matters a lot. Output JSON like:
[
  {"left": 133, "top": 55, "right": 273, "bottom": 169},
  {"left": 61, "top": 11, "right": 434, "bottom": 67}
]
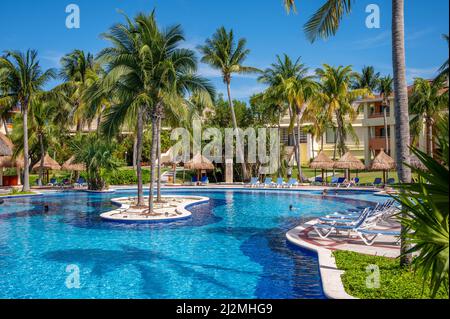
[
  {"left": 368, "top": 111, "right": 390, "bottom": 119},
  {"left": 369, "top": 136, "right": 390, "bottom": 150}
]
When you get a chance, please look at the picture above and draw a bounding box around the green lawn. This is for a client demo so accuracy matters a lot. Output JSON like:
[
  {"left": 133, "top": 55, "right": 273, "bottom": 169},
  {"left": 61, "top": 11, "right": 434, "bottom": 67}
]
[{"left": 334, "top": 250, "right": 448, "bottom": 299}]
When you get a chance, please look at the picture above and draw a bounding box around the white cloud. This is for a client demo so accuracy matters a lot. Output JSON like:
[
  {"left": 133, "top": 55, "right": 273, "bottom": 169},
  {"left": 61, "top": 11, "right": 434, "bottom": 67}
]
[
  {"left": 219, "top": 84, "right": 267, "bottom": 100},
  {"left": 406, "top": 66, "right": 439, "bottom": 82},
  {"left": 41, "top": 51, "right": 63, "bottom": 67}
]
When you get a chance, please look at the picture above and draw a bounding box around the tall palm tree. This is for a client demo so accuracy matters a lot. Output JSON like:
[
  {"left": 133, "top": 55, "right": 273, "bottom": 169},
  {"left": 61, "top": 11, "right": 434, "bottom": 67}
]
[
  {"left": 353, "top": 66, "right": 380, "bottom": 91},
  {"left": 315, "top": 65, "right": 368, "bottom": 157},
  {"left": 96, "top": 13, "right": 153, "bottom": 207},
  {"left": 198, "top": 27, "right": 260, "bottom": 180},
  {"left": 409, "top": 78, "right": 448, "bottom": 157},
  {"left": 258, "top": 54, "right": 316, "bottom": 180},
  {"left": 0, "top": 50, "right": 55, "bottom": 191},
  {"left": 379, "top": 75, "right": 394, "bottom": 155},
  {"left": 98, "top": 11, "right": 214, "bottom": 212},
  {"left": 436, "top": 34, "right": 449, "bottom": 81},
  {"left": 57, "top": 50, "right": 97, "bottom": 132},
  {"left": 283, "top": 0, "right": 413, "bottom": 267}
]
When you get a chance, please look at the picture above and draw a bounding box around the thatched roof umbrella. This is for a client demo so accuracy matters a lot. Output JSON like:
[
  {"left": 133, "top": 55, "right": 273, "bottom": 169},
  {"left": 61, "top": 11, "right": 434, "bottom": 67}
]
[
  {"left": 369, "top": 149, "right": 396, "bottom": 183},
  {"left": 32, "top": 154, "right": 61, "bottom": 171},
  {"left": 309, "top": 151, "right": 334, "bottom": 184},
  {"left": 184, "top": 153, "right": 214, "bottom": 181},
  {"left": 334, "top": 152, "right": 365, "bottom": 180},
  {"left": 0, "top": 133, "right": 14, "bottom": 157},
  {"left": 33, "top": 154, "right": 61, "bottom": 184},
  {"left": 409, "top": 153, "right": 427, "bottom": 170},
  {"left": 0, "top": 156, "right": 18, "bottom": 168},
  {"left": 62, "top": 156, "right": 86, "bottom": 171}
]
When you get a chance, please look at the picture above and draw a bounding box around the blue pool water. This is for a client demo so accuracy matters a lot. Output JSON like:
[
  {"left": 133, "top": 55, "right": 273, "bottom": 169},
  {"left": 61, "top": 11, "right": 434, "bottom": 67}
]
[{"left": 0, "top": 188, "right": 385, "bottom": 299}]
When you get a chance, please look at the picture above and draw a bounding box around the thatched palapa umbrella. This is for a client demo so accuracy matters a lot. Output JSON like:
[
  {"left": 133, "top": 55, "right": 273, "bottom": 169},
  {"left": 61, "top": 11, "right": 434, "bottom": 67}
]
[
  {"left": 309, "top": 151, "right": 334, "bottom": 184},
  {"left": 184, "top": 153, "right": 214, "bottom": 182},
  {"left": 0, "top": 133, "right": 13, "bottom": 157},
  {"left": 334, "top": 152, "right": 365, "bottom": 180},
  {"left": 369, "top": 149, "right": 396, "bottom": 183},
  {"left": 32, "top": 154, "right": 61, "bottom": 184},
  {"left": 62, "top": 156, "right": 86, "bottom": 171}
]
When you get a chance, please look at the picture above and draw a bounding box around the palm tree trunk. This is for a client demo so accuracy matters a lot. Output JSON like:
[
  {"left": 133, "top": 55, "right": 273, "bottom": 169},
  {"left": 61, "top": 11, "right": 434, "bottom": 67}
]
[
  {"left": 296, "top": 110, "right": 303, "bottom": 181},
  {"left": 226, "top": 81, "right": 248, "bottom": 181},
  {"left": 3, "top": 120, "right": 9, "bottom": 136},
  {"left": 148, "top": 105, "right": 159, "bottom": 211},
  {"left": 136, "top": 106, "right": 144, "bottom": 206},
  {"left": 133, "top": 135, "right": 138, "bottom": 171},
  {"left": 38, "top": 134, "right": 45, "bottom": 186},
  {"left": 426, "top": 117, "right": 433, "bottom": 157},
  {"left": 287, "top": 104, "right": 300, "bottom": 179},
  {"left": 156, "top": 115, "right": 162, "bottom": 202},
  {"left": 383, "top": 104, "right": 389, "bottom": 154},
  {"left": 392, "top": 0, "right": 412, "bottom": 267},
  {"left": 22, "top": 102, "right": 30, "bottom": 192}
]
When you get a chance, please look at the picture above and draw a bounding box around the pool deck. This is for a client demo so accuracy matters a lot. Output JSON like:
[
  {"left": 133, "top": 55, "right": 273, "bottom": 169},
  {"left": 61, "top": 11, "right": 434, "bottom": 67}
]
[{"left": 286, "top": 217, "right": 400, "bottom": 299}]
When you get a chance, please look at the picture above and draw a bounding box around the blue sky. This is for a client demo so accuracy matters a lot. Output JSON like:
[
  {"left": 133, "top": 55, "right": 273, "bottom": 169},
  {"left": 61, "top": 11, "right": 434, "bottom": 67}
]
[{"left": 0, "top": 0, "right": 448, "bottom": 101}]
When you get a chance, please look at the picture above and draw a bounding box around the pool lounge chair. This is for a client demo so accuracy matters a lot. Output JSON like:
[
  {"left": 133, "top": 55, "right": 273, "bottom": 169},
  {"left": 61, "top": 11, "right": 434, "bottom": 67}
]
[
  {"left": 200, "top": 176, "right": 209, "bottom": 185},
  {"left": 248, "top": 177, "right": 260, "bottom": 188},
  {"left": 275, "top": 177, "right": 286, "bottom": 188},
  {"left": 386, "top": 178, "right": 396, "bottom": 185},
  {"left": 263, "top": 177, "right": 274, "bottom": 188},
  {"left": 48, "top": 178, "right": 58, "bottom": 186},
  {"left": 356, "top": 228, "right": 401, "bottom": 246},
  {"left": 329, "top": 177, "right": 339, "bottom": 186},
  {"left": 335, "top": 177, "right": 346, "bottom": 187},
  {"left": 372, "top": 178, "right": 383, "bottom": 188},
  {"left": 191, "top": 176, "right": 198, "bottom": 185},
  {"left": 313, "top": 177, "right": 323, "bottom": 185},
  {"left": 286, "top": 178, "right": 299, "bottom": 188},
  {"left": 313, "top": 208, "right": 373, "bottom": 239},
  {"left": 74, "top": 177, "right": 87, "bottom": 188},
  {"left": 323, "top": 200, "right": 396, "bottom": 221}
]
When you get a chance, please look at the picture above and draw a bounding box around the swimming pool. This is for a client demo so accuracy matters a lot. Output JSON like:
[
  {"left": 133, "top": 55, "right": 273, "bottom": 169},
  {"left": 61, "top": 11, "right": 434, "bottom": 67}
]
[{"left": 0, "top": 188, "right": 385, "bottom": 299}]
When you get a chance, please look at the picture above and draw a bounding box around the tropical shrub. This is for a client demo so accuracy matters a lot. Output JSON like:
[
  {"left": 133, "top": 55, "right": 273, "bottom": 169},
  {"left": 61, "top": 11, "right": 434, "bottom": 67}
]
[
  {"left": 71, "top": 134, "right": 122, "bottom": 190},
  {"left": 394, "top": 116, "right": 449, "bottom": 297}
]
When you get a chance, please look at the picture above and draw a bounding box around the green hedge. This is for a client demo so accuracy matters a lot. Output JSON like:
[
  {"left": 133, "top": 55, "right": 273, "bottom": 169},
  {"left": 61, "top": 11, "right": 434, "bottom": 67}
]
[
  {"left": 334, "top": 250, "right": 448, "bottom": 299},
  {"left": 104, "top": 169, "right": 150, "bottom": 185}
]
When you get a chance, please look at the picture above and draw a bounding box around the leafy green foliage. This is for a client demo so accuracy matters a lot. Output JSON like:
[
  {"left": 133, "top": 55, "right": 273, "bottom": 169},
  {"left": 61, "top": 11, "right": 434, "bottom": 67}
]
[
  {"left": 71, "top": 134, "right": 122, "bottom": 190},
  {"left": 393, "top": 116, "right": 449, "bottom": 297},
  {"left": 334, "top": 250, "right": 449, "bottom": 299}
]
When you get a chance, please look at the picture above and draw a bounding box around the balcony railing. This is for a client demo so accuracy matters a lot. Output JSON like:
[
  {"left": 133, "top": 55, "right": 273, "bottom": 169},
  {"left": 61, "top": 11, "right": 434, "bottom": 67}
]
[
  {"left": 369, "top": 137, "right": 390, "bottom": 150},
  {"left": 368, "top": 111, "right": 390, "bottom": 119}
]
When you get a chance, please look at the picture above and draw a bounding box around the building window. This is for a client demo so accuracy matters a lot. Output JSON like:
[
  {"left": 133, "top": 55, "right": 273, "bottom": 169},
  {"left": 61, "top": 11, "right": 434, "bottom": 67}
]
[{"left": 326, "top": 128, "right": 336, "bottom": 144}]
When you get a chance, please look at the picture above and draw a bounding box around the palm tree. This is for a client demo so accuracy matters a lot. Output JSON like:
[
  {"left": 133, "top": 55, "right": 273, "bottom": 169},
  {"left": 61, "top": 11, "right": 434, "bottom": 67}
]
[
  {"left": 0, "top": 50, "right": 55, "bottom": 191},
  {"left": 353, "top": 66, "right": 380, "bottom": 91},
  {"left": 30, "top": 101, "right": 59, "bottom": 186},
  {"left": 283, "top": 0, "right": 413, "bottom": 267},
  {"left": 96, "top": 13, "right": 152, "bottom": 207},
  {"left": 379, "top": 75, "right": 394, "bottom": 155},
  {"left": 315, "top": 65, "right": 368, "bottom": 157},
  {"left": 436, "top": 34, "right": 449, "bottom": 81},
  {"left": 258, "top": 54, "right": 316, "bottom": 180},
  {"left": 198, "top": 27, "right": 260, "bottom": 180},
  {"left": 409, "top": 78, "right": 448, "bottom": 157},
  {"left": 57, "top": 50, "right": 97, "bottom": 132}
]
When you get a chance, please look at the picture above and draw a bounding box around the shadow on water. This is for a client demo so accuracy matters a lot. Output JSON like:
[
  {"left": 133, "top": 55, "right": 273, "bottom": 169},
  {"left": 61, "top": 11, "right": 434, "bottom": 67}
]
[
  {"left": 43, "top": 245, "right": 255, "bottom": 298},
  {"left": 59, "top": 198, "right": 226, "bottom": 231}
]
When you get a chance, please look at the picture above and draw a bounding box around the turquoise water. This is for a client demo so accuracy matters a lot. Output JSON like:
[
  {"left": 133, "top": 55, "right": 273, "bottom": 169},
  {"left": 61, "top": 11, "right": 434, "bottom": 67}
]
[{"left": 0, "top": 189, "right": 383, "bottom": 299}]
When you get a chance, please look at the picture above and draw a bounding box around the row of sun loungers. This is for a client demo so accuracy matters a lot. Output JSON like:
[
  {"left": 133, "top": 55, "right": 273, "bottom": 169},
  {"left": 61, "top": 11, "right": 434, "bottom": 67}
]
[
  {"left": 312, "top": 176, "right": 396, "bottom": 188},
  {"left": 248, "top": 177, "right": 300, "bottom": 188},
  {"left": 46, "top": 178, "right": 88, "bottom": 188},
  {"left": 312, "top": 199, "right": 400, "bottom": 246}
]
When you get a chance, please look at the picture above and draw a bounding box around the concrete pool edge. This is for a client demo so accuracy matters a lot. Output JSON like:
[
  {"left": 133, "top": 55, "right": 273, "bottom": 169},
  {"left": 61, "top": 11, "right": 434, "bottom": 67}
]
[
  {"left": 286, "top": 221, "right": 357, "bottom": 300},
  {"left": 100, "top": 195, "right": 210, "bottom": 223}
]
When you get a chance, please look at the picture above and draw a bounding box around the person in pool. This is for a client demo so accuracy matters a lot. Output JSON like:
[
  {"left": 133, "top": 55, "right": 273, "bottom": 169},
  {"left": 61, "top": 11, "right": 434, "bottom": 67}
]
[{"left": 289, "top": 205, "right": 298, "bottom": 211}]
